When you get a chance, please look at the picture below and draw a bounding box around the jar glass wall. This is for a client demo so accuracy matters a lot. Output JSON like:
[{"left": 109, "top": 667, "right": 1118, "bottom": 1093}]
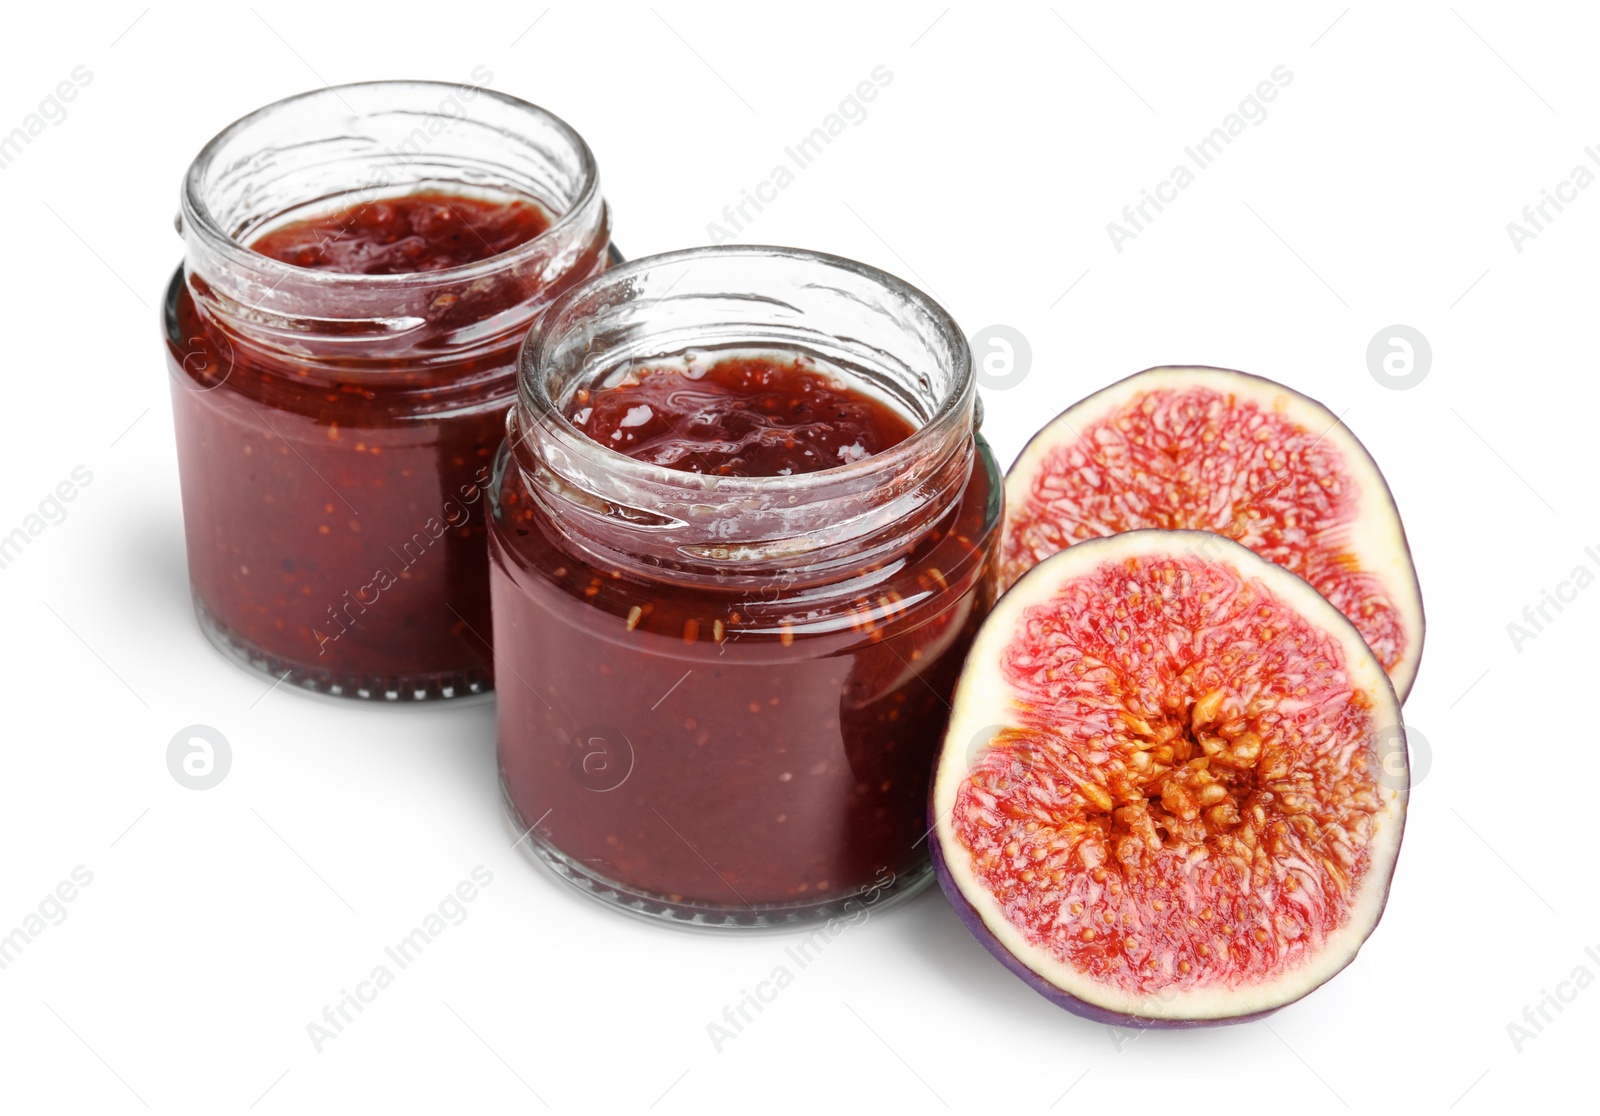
[
  {"left": 490, "top": 246, "right": 1002, "bottom": 928},
  {"left": 166, "top": 80, "right": 611, "bottom": 700}
]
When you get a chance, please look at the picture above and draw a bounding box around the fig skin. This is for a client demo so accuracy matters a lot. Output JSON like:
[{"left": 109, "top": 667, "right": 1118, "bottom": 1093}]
[
  {"left": 1002, "top": 365, "right": 1426, "bottom": 702},
  {"left": 930, "top": 530, "right": 1410, "bottom": 1028}
]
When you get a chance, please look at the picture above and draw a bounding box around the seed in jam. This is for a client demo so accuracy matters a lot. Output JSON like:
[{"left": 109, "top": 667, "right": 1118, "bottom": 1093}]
[
  {"left": 566, "top": 354, "right": 915, "bottom": 476},
  {"left": 250, "top": 192, "right": 553, "bottom": 275}
]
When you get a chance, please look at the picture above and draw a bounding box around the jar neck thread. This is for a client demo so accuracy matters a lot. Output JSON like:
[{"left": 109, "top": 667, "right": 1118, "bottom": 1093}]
[
  {"left": 178, "top": 80, "right": 608, "bottom": 376},
  {"left": 504, "top": 245, "right": 978, "bottom": 592},
  {"left": 505, "top": 406, "right": 977, "bottom": 590}
]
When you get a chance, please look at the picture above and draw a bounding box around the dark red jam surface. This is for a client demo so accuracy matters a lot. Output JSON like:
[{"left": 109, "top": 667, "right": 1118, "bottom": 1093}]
[
  {"left": 567, "top": 355, "right": 915, "bottom": 476},
  {"left": 252, "top": 193, "right": 552, "bottom": 275},
  {"left": 492, "top": 358, "right": 1003, "bottom": 912},
  {"left": 167, "top": 191, "right": 605, "bottom": 697}
]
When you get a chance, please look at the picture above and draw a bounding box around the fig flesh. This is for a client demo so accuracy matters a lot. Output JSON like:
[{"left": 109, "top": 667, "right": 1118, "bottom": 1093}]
[
  {"left": 932, "top": 530, "right": 1407, "bottom": 1026},
  {"left": 1001, "top": 366, "right": 1424, "bottom": 699}
]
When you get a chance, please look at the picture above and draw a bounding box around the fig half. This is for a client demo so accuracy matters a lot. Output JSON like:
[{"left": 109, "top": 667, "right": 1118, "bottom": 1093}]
[
  {"left": 1001, "top": 366, "right": 1425, "bottom": 699},
  {"left": 932, "top": 530, "right": 1407, "bottom": 1026}
]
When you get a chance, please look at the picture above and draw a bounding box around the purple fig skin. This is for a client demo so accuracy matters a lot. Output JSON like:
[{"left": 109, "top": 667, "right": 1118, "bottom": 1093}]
[
  {"left": 1002, "top": 364, "right": 1426, "bottom": 703},
  {"left": 928, "top": 527, "right": 1413, "bottom": 1028}
]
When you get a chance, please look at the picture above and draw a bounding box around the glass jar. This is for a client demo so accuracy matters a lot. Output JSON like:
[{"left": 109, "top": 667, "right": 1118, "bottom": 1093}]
[
  {"left": 490, "top": 246, "right": 1002, "bottom": 928},
  {"left": 166, "top": 80, "right": 612, "bottom": 700}
]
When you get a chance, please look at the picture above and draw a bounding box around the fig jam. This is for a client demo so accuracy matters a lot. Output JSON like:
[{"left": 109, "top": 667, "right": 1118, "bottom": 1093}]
[
  {"left": 167, "top": 84, "right": 610, "bottom": 699},
  {"left": 568, "top": 354, "right": 916, "bottom": 475},
  {"left": 249, "top": 193, "right": 553, "bottom": 275},
  {"left": 489, "top": 248, "right": 1001, "bottom": 927}
]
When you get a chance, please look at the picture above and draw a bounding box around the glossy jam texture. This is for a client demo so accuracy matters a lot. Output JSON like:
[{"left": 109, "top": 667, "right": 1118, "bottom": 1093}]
[
  {"left": 168, "top": 190, "right": 605, "bottom": 697},
  {"left": 251, "top": 193, "right": 552, "bottom": 275},
  {"left": 567, "top": 355, "right": 915, "bottom": 477}
]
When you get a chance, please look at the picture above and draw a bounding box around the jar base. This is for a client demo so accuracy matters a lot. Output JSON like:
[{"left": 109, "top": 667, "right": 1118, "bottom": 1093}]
[
  {"left": 192, "top": 596, "right": 494, "bottom": 704},
  {"left": 501, "top": 776, "right": 934, "bottom": 931}
]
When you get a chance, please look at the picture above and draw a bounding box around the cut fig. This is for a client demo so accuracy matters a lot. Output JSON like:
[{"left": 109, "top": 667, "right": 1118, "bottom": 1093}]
[
  {"left": 932, "top": 530, "right": 1407, "bottom": 1026},
  {"left": 1001, "top": 366, "right": 1424, "bottom": 699}
]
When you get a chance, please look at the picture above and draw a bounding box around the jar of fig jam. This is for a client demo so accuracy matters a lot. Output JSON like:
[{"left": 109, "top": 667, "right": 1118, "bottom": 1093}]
[
  {"left": 166, "top": 81, "right": 612, "bottom": 700},
  {"left": 490, "top": 246, "right": 1002, "bottom": 927}
]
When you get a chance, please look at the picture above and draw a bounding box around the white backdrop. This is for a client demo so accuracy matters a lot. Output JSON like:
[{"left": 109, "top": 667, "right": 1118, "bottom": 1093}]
[{"left": 0, "top": 2, "right": 1591, "bottom": 1111}]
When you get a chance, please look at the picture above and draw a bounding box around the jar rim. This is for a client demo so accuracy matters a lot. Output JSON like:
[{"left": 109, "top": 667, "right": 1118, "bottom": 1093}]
[
  {"left": 517, "top": 243, "right": 974, "bottom": 498},
  {"left": 180, "top": 79, "right": 602, "bottom": 291}
]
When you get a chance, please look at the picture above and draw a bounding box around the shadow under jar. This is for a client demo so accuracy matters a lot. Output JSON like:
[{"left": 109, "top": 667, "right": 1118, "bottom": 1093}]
[
  {"left": 490, "top": 246, "right": 1003, "bottom": 928},
  {"left": 166, "top": 81, "right": 612, "bottom": 700}
]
